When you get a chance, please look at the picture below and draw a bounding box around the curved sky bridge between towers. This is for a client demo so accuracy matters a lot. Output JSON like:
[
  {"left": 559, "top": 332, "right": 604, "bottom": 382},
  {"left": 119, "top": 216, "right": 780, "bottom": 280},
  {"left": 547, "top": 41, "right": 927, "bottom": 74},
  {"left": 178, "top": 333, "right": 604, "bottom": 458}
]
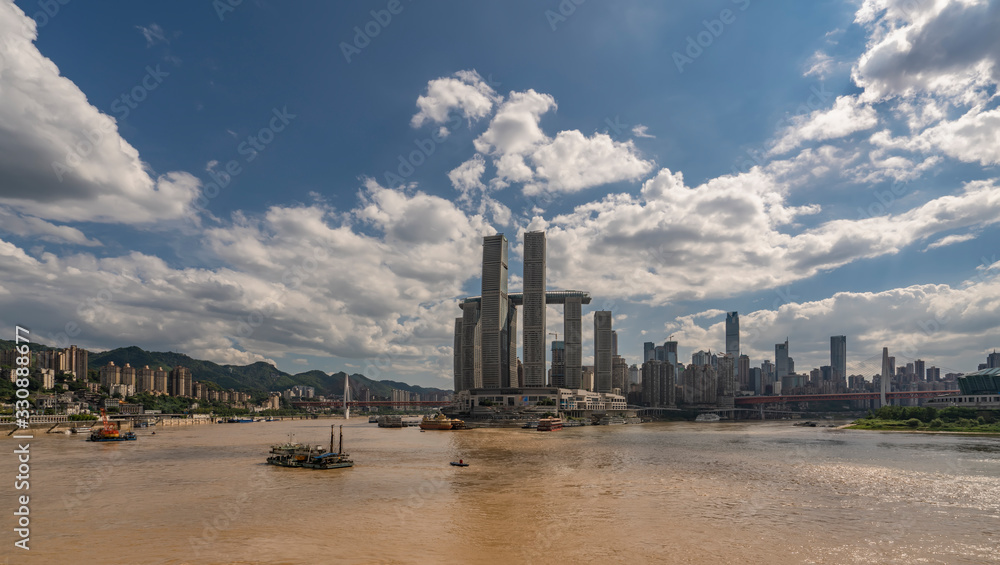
[{"left": 459, "top": 290, "right": 593, "bottom": 307}]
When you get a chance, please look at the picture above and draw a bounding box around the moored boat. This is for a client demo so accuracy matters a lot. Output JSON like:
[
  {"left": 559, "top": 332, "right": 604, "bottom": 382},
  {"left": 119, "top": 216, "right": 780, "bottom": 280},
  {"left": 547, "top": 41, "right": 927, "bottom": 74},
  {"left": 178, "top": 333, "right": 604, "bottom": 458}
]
[
  {"left": 695, "top": 413, "right": 721, "bottom": 422},
  {"left": 537, "top": 417, "right": 563, "bottom": 431},
  {"left": 88, "top": 409, "right": 136, "bottom": 442},
  {"left": 266, "top": 425, "right": 353, "bottom": 470},
  {"left": 419, "top": 413, "right": 467, "bottom": 430}
]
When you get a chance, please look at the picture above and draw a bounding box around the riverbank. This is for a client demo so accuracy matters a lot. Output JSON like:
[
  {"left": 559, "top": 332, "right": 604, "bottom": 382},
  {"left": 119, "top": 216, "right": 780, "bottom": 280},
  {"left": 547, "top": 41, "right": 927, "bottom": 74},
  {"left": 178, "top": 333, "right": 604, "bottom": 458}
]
[{"left": 844, "top": 418, "right": 1000, "bottom": 436}]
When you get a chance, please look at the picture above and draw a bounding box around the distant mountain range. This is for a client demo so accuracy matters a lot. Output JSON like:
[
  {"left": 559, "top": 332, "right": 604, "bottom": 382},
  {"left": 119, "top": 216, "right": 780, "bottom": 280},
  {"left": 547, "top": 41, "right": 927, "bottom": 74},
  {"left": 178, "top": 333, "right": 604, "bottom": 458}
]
[{"left": 0, "top": 340, "right": 451, "bottom": 398}]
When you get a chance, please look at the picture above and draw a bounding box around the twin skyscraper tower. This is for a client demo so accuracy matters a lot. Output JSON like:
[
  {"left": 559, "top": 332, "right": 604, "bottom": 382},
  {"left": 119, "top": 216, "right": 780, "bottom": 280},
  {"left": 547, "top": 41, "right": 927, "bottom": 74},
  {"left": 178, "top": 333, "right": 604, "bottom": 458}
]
[{"left": 453, "top": 231, "right": 597, "bottom": 393}]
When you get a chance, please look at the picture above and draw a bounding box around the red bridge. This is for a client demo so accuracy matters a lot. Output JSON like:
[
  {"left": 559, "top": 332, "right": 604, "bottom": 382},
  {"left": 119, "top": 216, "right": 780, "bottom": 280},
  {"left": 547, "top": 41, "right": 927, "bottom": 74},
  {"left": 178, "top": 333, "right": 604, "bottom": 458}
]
[
  {"left": 290, "top": 400, "right": 452, "bottom": 409},
  {"left": 734, "top": 390, "right": 959, "bottom": 405}
]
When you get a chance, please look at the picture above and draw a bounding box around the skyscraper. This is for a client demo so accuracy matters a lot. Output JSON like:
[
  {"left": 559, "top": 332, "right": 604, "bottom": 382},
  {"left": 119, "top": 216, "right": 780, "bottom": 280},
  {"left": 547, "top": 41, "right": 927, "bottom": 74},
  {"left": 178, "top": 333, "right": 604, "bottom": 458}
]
[
  {"left": 643, "top": 341, "right": 655, "bottom": 362},
  {"left": 611, "top": 330, "right": 618, "bottom": 357},
  {"left": 738, "top": 354, "right": 750, "bottom": 390},
  {"left": 775, "top": 340, "right": 789, "bottom": 379},
  {"left": 480, "top": 234, "right": 511, "bottom": 389},
  {"left": 564, "top": 296, "right": 583, "bottom": 389},
  {"left": 550, "top": 340, "right": 565, "bottom": 388},
  {"left": 880, "top": 347, "right": 891, "bottom": 407},
  {"left": 594, "top": 311, "right": 613, "bottom": 393},
  {"left": 522, "top": 231, "right": 546, "bottom": 387},
  {"left": 453, "top": 317, "right": 463, "bottom": 392},
  {"left": 988, "top": 350, "right": 1000, "bottom": 369},
  {"left": 725, "top": 312, "right": 739, "bottom": 358},
  {"left": 692, "top": 350, "right": 712, "bottom": 366},
  {"left": 664, "top": 340, "right": 678, "bottom": 365},
  {"left": 830, "top": 335, "right": 847, "bottom": 386},
  {"left": 914, "top": 359, "right": 925, "bottom": 381}
]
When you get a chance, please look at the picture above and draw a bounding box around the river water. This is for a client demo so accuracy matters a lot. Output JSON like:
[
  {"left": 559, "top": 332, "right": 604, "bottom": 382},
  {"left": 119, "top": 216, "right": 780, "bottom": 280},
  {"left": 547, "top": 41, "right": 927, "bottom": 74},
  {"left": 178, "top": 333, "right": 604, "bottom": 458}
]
[{"left": 1, "top": 419, "right": 998, "bottom": 564}]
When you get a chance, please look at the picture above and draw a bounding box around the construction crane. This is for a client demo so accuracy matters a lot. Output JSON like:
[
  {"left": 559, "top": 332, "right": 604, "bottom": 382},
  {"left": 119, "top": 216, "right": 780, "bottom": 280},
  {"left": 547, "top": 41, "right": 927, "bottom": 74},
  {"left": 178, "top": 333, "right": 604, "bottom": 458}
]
[
  {"left": 549, "top": 332, "right": 559, "bottom": 341},
  {"left": 99, "top": 408, "right": 118, "bottom": 436}
]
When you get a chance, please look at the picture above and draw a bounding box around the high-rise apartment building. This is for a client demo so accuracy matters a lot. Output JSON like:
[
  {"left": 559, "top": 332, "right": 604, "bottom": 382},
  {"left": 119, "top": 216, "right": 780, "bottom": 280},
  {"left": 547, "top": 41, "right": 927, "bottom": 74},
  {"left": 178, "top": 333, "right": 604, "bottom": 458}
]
[
  {"left": 169, "top": 366, "right": 192, "bottom": 397},
  {"left": 830, "top": 335, "right": 847, "bottom": 386},
  {"left": 641, "top": 360, "right": 676, "bottom": 407},
  {"left": 738, "top": 354, "right": 750, "bottom": 390},
  {"left": 99, "top": 362, "right": 121, "bottom": 389},
  {"left": 136, "top": 365, "right": 154, "bottom": 393},
  {"left": 914, "top": 359, "right": 925, "bottom": 381},
  {"left": 725, "top": 312, "right": 739, "bottom": 358},
  {"left": 594, "top": 311, "right": 613, "bottom": 393},
  {"left": 612, "top": 354, "right": 628, "bottom": 393},
  {"left": 153, "top": 367, "right": 169, "bottom": 395},
  {"left": 692, "top": 350, "right": 712, "bottom": 366},
  {"left": 522, "top": 231, "right": 546, "bottom": 387},
  {"left": 643, "top": 342, "right": 655, "bottom": 362}
]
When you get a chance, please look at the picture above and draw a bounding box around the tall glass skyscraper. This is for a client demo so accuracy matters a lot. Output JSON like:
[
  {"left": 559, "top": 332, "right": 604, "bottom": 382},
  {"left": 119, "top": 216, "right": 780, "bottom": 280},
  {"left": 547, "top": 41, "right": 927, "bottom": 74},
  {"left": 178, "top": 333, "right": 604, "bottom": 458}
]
[
  {"left": 830, "top": 335, "right": 847, "bottom": 386},
  {"left": 480, "top": 234, "right": 511, "bottom": 389},
  {"left": 522, "top": 231, "right": 546, "bottom": 387},
  {"left": 775, "top": 340, "right": 789, "bottom": 379},
  {"left": 725, "top": 312, "right": 740, "bottom": 358},
  {"left": 594, "top": 311, "right": 613, "bottom": 392}
]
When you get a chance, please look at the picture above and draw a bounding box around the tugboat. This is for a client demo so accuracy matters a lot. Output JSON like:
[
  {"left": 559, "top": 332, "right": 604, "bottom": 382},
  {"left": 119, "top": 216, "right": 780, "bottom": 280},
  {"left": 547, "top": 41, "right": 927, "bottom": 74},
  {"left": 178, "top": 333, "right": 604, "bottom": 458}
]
[
  {"left": 266, "top": 425, "right": 353, "bottom": 470},
  {"left": 88, "top": 409, "right": 137, "bottom": 442}
]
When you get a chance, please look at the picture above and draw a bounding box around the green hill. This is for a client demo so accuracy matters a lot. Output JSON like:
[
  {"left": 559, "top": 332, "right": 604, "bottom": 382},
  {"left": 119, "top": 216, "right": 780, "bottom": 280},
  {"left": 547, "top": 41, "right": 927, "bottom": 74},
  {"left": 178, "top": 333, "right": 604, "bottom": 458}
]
[{"left": 83, "top": 345, "right": 451, "bottom": 397}]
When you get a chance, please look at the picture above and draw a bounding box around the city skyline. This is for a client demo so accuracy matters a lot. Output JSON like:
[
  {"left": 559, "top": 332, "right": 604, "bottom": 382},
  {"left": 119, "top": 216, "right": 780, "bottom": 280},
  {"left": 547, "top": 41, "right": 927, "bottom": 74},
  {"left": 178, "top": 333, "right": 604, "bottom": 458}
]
[{"left": 2, "top": 1, "right": 1000, "bottom": 388}]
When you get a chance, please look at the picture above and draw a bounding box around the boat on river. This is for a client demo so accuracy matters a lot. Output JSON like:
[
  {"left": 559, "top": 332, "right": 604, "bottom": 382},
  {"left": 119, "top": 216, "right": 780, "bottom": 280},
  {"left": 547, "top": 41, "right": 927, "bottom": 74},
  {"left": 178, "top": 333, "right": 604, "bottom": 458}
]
[
  {"left": 419, "top": 413, "right": 467, "bottom": 430},
  {"left": 266, "top": 425, "right": 353, "bottom": 470},
  {"left": 537, "top": 417, "right": 563, "bottom": 431},
  {"left": 695, "top": 413, "right": 721, "bottom": 422},
  {"left": 88, "top": 409, "right": 136, "bottom": 442}
]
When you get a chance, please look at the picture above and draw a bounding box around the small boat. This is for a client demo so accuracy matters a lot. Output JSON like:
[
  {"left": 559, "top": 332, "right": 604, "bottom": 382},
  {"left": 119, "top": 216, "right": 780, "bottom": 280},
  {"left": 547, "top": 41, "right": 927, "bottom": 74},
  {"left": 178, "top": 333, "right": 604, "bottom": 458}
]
[
  {"left": 537, "top": 417, "right": 563, "bottom": 431},
  {"left": 70, "top": 426, "right": 92, "bottom": 434},
  {"left": 450, "top": 459, "right": 469, "bottom": 467},
  {"left": 368, "top": 415, "right": 379, "bottom": 423},
  {"left": 695, "top": 413, "right": 721, "bottom": 422}
]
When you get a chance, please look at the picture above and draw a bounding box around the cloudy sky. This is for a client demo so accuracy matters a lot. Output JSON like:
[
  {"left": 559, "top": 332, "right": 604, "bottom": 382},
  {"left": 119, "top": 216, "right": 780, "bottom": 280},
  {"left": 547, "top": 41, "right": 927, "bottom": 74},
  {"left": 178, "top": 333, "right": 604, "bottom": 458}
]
[{"left": 1, "top": 0, "right": 999, "bottom": 387}]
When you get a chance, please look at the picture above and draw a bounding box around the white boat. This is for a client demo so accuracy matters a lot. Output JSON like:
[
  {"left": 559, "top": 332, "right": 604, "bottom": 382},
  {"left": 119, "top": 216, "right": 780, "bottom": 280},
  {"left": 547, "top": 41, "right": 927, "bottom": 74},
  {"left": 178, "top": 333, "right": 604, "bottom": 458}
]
[{"left": 695, "top": 413, "right": 721, "bottom": 422}]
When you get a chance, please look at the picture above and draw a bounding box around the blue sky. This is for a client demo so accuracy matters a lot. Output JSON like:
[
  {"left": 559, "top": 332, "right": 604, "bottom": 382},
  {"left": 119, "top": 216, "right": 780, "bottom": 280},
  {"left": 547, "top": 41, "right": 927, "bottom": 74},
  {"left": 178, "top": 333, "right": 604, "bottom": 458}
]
[{"left": 2, "top": 0, "right": 999, "bottom": 387}]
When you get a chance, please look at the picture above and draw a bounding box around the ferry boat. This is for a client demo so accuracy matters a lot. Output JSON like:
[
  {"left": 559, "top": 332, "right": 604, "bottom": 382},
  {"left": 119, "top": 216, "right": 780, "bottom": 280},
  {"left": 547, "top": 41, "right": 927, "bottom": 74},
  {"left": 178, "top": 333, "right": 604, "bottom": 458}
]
[
  {"left": 88, "top": 409, "right": 137, "bottom": 442},
  {"left": 266, "top": 425, "right": 353, "bottom": 470},
  {"left": 536, "top": 417, "right": 564, "bottom": 431},
  {"left": 419, "top": 413, "right": 467, "bottom": 430}
]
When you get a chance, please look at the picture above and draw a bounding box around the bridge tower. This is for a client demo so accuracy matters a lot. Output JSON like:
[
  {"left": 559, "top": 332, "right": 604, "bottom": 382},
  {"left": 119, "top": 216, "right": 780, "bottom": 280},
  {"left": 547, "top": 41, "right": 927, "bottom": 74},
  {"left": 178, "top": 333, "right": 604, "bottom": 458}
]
[{"left": 344, "top": 374, "right": 351, "bottom": 420}]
